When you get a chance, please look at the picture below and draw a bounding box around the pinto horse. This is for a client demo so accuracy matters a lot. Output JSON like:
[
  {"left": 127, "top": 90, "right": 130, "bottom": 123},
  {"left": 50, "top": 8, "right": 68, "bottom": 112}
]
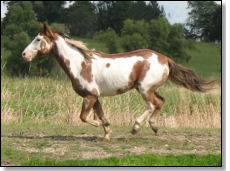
[{"left": 22, "top": 24, "right": 213, "bottom": 140}]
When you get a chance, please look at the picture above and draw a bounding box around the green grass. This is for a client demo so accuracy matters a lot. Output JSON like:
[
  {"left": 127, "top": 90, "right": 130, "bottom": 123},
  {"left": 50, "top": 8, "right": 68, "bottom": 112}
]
[
  {"left": 1, "top": 121, "right": 221, "bottom": 166},
  {"left": 21, "top": 153, "right": 221, "bottom": 166},
  {"left": 184, "top": 42, "right": 221, "bottom": 78},
  {"left": 1, "top": 75, "right": 221, "bottom": 128}
]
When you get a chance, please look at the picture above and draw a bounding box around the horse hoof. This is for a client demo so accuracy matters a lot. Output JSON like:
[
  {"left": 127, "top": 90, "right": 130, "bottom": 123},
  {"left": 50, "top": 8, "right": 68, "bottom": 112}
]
[
  {"left": 131, "top": 129, "right": 138, "bottom": 135},
  {"left": 153, "top": 128, "right": 158, "bottom": 136},
  {"left": 131, "top": 123, "right": 140, "bottom": 135},
  {"left": 104, "top": 134, "right": 110, "bottom": 140}
]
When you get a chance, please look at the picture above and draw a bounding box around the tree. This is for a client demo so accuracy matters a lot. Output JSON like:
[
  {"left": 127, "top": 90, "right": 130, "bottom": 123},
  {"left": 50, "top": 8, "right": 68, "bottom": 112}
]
[
  {"left": 33, "top": 1, "right": 66, "bottom": 23},
  {"left": 65, "top": 1, "right": 96, "bottom": 37},
  {"left": 186, "top": 1, "right": 221, "bottom": 42},
  {"left": 148, "top": 17, "right": 170, "bottom": 55},
  {"left": 95, "top": 1, "right": 164, "bottom": 35},
  {"left": 94, "top": 28, "right": 120, "bottom": 53},
  {"left": 121, "top": 19, "right": 149, "bottom": 51},
  {"left": 167, "top": 24, "right": 191, "bottom": 62},
  {"left": 1, "top": 1, "right": 55, "bottom": 76}
]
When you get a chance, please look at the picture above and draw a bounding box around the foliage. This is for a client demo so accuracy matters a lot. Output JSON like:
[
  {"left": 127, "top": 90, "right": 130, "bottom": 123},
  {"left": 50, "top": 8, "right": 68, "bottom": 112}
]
[
  {"left": 120, "top": 18, "right": 190, "bottom": 62},
  {"left": 148, "top": 17, "right": 170, "bottom": 54},
  {"left": 167, "top": 24, "right": 191, "bottom": 62},
  {"left": 121, "top": 19, "right": 149, "bottom": 51},
  {"left": 186, "top": 1, "right": 221, "bottom": 42},
  {"left": 94, "top": 28, "right": 120, "bottom": 53},
  {"left": 95, "top": 1, "right": 164, "bottom": 35},
  {"left": 64, "top": 1, "right": 96, "bottom": 38},
  {"left": 1, "top": 1, "right": 57, "bottom": 76},
  {"left": 50, "top": 23, "right": 70, "bottom": 36},
  {"left": 32, "top": 1, "right": 66, "bottom": 23}
]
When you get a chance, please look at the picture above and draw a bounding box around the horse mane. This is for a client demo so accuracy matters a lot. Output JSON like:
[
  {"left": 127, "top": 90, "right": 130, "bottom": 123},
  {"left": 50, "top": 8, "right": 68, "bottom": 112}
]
[{"left": 55, "top": 31, "right": 95, "bottom": 59}]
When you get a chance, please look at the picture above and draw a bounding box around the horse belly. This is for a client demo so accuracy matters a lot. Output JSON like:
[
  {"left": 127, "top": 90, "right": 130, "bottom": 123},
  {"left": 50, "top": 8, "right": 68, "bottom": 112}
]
[{"left": 97, "top": 73, "right": 130, "bottom": 96}]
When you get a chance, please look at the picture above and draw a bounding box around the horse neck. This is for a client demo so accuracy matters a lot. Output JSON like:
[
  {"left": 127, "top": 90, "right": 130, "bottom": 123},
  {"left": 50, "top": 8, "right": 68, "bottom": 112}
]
[{"left": 52, "top": 36, "right": 86, "bottom": 79}]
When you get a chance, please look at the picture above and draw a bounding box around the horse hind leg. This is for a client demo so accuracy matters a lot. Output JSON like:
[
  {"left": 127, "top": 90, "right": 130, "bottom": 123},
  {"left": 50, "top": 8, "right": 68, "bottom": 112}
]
[
  {"left": 148, "top": 91, "right": 165, "bottom": 135},
  {"left": 131, "top": 101, "right": 154, "bottom": 134},
  {"left": 132, "top": 90, "right": 164, "bottom": 135}
]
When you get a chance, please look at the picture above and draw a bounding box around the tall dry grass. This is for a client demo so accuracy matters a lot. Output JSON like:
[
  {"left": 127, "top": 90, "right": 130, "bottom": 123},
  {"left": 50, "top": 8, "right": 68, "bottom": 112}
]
[{"left": 1, "top": 76, "right": 221, "bottom": 128}]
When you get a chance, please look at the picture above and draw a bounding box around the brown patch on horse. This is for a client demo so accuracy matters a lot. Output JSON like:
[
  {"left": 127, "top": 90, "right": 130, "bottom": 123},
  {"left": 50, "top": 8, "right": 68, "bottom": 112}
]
[
  {"left": 94, "top": 49, "right": 153, "bottom": 59},
  {"left": 80, "top": 61, "right": 93, "bottom": 82},
  {"left": 106, "top": 63, "right": 110, "bottom": 68},
  {"left": 116, "top": 60, "right": 146, "bottom": 95},
  {"left": 129, "top": 61, "right": 143, "bottom": 87},
  {"left": 64, "top": 59, "right": 70, "bottom": 66},
  {"left": 80, "top": 95, "right": 97, "bottom": 122},
  {"left": 139, "top": 60, "right": 151, "bottom": 82},
  {"left": 40, "top": 33, "right": 52, "bottom": 44},
  {"left": 153, "top": 51, "right": 169, "bottom": 65},
  {"left": 53, "top": 44, "right": 96, "bottom": 97}
]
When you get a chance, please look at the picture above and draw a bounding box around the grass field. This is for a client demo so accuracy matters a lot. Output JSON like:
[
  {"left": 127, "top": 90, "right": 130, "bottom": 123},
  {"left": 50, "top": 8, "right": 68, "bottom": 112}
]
[
  {"left": 1, "top": 122, "right": 221, "bottom": 166},
  {"left": 1, "top": 41, "right": 221, "bottom": 166},
  {"left": 21, "top": 154, "right": 221, "bottom": 166}
]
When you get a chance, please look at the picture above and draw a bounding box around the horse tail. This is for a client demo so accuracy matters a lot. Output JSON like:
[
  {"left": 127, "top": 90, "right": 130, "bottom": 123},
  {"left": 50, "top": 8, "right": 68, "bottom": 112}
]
[{"left": 167, "top": 59, "right": 215, "bottom": 93}]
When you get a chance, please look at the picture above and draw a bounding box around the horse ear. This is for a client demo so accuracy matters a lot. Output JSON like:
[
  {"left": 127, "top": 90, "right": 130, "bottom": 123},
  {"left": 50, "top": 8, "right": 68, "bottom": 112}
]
[
  {"left": 43, "top": 24, "right": 57, "bottom": 40},
  {"left": 40, "top": 23, "right": 46, "bottom": 33}
]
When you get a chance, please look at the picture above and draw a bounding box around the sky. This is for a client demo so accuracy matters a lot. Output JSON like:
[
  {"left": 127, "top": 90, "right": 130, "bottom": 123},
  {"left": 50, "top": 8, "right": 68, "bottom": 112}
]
[
  {"left": 157, "top": 1, "right": 189, "bottom": 24},
  {"left": 1, "top": 1, "right": 221, "bottom": 24}
]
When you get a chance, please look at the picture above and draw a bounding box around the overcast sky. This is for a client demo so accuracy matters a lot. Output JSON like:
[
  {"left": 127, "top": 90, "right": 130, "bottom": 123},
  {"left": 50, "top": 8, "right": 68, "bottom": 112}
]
[{"left": 1, "top": 1, "right": 221, "bottom": 24}]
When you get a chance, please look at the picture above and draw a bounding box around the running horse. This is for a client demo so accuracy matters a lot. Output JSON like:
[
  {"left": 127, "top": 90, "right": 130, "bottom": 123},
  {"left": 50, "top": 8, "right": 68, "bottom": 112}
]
[{"left": 22, "top": 24, "right": 213, "bottom": 140}]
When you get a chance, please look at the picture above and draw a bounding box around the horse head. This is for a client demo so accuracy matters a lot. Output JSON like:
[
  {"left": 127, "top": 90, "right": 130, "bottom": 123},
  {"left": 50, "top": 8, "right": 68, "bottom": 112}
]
[{"left": 22, "top": 23, "right": 56, "bottom": 61}]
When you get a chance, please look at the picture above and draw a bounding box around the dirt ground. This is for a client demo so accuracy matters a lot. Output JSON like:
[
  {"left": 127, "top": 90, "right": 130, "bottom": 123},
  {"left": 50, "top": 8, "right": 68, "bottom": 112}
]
[{"left": 1, "top": 125, "right": 221, "bottom": 166}]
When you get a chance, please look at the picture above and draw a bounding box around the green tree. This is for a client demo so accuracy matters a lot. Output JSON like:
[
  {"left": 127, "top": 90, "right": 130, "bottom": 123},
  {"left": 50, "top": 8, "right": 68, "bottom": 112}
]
[
  {"left": 186, "top": 1, "right": 221, "bottom": 42},
  {"left": 167, "top": 24, "right": 191, "bottom": 62},
  {"left": 148, "top": 17, "right": 170, "bottom": 54},
  {"left": 65, "top": 1, "right": 96, "bottom": 37},
  {"left": 94, "top": 28, "right": 120, "bottom": 53},
  {"left": 120, "top": 18, "right": 190, "bottom": 62},
  {"left": 32, "top": 1, "right": 66, "bottom": 23},
  {"left": 95, "top": 1, "right": 164, "bottom": 35},
  {"left": 121, "top": 19, "right": 149, "bottom": 51},
  {"left": 1, "top": 1, "right": 54, "bottom": 76}
]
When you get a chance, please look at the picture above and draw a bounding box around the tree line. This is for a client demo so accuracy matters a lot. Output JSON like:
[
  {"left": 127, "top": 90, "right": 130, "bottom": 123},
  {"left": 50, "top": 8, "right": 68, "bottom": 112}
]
[{"left": 1, "top": 1, "right": 221, "bottom": 77}]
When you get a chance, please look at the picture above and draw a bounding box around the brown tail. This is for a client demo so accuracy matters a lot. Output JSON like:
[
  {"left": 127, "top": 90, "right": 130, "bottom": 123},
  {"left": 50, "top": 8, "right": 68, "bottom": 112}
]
[{"left": 168, "top": 59, "right": 215, "bottom": 93}]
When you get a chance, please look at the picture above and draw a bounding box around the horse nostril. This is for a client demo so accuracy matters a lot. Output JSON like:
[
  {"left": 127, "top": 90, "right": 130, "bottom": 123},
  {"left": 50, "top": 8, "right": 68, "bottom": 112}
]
[{"left": 22, "top": 52, "right": 26, "bottom": 57}]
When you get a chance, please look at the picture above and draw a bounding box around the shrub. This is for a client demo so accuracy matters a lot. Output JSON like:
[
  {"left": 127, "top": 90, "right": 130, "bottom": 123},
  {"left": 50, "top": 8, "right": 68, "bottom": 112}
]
[
  {"left": 121, "top": 19, "right": 149, "bottom": 51},
  {"left": 122, "top": 33, "right": 148, "bottom": 51},
  {"left": 50, "top": 23, "right": 70, "bottom": 35},
  {"left": 94, "top": 28, "right": 120, "bottom": 53}
]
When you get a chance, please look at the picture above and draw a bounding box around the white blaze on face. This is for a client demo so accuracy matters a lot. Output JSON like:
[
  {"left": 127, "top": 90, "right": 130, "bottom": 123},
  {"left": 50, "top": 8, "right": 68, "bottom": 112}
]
[{"left": 22, "top": 34, "right": 52, "bottom": 61}]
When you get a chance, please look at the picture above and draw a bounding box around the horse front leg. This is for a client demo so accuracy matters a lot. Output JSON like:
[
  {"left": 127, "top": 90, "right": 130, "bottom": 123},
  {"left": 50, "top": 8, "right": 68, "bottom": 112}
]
[
  {"left": 93, "top": 100, "right": 112, "bottom": 140},
  {"left": 80, "top": 95, "right": 102, "bottom": 127}
]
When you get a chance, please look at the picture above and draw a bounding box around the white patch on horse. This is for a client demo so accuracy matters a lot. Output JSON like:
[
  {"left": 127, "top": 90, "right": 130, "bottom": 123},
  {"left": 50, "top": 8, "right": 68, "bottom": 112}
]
[
  {"left": 92, "top": 55, "right": 144, "bottom": 96},
  {"left": 139, "top": 53, "right": 169, "bottom": 96}
]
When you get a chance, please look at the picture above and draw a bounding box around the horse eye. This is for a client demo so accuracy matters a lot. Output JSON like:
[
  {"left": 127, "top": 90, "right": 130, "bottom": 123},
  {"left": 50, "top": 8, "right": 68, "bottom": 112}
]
[{"left": 37, "top": 38, "right": 41, "bottom": 41}]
